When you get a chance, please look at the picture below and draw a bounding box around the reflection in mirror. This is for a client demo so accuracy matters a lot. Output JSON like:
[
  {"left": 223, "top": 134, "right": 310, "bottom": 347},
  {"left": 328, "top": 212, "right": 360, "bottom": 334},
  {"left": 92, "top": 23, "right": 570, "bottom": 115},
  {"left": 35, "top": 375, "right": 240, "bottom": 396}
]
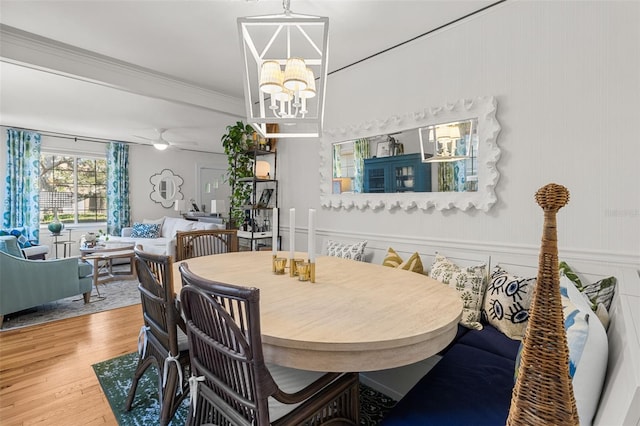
[
  {"left": 150, "top": 169, "right": 184, "bottom": 208},
  {"left": 196, "top": 165, "right": 231, "bottom": 214},
  {"left": 160, "top": 179, "right": 175, "bottom": 200},
  {"left": 420, "top": 118, "right": 479, "bottom": 192},
  {"left": 332, "top": 118, "right": 479, "bottom": 195},
  {"left": 320, "top": 97, "right": 501, "bottom": 211}
]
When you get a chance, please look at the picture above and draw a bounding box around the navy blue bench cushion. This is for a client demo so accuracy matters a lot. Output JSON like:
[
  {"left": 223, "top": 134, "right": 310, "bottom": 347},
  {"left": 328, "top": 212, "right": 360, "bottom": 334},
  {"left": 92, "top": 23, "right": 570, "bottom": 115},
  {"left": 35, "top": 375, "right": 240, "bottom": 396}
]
[
  {"left": 381, "top": 344, "right": 515, "bottom": 426},
  {"left": 439, "top": 324, "right": 470, "bottom": 355},
  {"left": 455, "top": 325, "right": 521, "bottom": 361}
]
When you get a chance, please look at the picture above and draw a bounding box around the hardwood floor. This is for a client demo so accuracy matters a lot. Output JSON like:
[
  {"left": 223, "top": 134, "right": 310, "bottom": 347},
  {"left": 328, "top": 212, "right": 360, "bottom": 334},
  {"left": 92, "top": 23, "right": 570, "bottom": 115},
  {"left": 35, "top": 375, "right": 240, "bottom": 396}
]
[{"left": 0, "top": 305, "right": 142, "bottom": 425}]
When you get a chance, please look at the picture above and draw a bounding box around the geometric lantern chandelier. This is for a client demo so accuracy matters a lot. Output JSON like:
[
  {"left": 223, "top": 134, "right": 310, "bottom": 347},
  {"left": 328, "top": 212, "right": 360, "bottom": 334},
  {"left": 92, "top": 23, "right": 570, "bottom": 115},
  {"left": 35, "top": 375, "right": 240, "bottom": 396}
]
[{"left": 238, "top": 0, "right": 329, "bottom": 138}]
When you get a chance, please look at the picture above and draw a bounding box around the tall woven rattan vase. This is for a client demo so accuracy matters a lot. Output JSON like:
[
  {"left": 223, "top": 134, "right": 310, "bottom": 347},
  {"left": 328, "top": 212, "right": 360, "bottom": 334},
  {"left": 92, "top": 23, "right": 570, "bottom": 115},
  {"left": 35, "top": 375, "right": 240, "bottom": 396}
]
[{"left": 506, "top": 183, "right": 579, "bottom": 426}]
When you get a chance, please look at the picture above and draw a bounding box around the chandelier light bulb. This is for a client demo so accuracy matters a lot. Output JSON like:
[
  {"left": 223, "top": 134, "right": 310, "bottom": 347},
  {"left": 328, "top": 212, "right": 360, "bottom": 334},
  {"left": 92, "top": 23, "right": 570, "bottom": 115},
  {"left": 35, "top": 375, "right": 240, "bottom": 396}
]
[
  {"left": 259, "top": 61, "right": 284, "bottom": 94},
  {"left": 283, "top": 57, "right": 308, "bottom": 92},
  {"left": 299, "top": 68, "right": 317, "bottom": 99}
]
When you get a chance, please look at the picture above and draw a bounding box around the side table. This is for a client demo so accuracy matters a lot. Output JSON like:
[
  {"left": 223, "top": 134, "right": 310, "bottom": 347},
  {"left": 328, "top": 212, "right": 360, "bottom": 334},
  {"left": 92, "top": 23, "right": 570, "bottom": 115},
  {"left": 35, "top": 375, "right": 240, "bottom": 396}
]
[{"left": 51, "top": 228, "right": 75, "bottom": 258}]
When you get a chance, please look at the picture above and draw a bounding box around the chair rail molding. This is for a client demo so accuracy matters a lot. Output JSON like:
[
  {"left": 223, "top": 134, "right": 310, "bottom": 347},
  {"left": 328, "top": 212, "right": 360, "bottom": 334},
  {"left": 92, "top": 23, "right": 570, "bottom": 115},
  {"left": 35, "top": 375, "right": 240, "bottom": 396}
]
[{"left": 319, "top": 96, "right": 502, "bottom": 212}]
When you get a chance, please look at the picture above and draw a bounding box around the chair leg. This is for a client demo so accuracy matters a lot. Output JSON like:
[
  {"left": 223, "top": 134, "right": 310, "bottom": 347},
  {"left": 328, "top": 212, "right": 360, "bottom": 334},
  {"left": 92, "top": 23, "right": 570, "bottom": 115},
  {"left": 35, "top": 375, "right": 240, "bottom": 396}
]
[
  {"left": 83, "top": 292, "right": 91, "bottom": 303},
  {"left": 159, "top": 363, "right": 178, "bottom": 426},
  {"left": 158, "top": 362, "right": 189, "bottom": 426},
  {"left": 124, "top": 355, "right": 154, "bottom": 411}
]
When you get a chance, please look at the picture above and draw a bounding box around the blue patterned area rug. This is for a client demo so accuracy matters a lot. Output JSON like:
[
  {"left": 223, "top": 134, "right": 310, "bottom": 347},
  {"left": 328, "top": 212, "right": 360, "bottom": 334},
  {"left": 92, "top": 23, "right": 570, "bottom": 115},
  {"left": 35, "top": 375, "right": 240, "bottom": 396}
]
[{"left": 93, "top": 352, "right": 397, "bottom": 425}]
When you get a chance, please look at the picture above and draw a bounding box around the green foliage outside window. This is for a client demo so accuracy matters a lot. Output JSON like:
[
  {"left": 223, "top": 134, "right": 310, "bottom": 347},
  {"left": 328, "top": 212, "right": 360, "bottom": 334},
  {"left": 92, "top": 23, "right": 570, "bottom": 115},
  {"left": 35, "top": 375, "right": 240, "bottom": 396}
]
[{"left": 39, "top": 154, "right": 107, "bottom": 225}]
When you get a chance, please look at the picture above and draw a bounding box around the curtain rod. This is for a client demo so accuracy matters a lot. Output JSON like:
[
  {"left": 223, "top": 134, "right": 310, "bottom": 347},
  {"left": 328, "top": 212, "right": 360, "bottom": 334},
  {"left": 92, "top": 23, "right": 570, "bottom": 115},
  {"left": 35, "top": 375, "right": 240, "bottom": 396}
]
[
  {"left": 328, "top": 0, "right": 508, "bottom": 76},
  {"left": 4, "top": 126, "right": 132, "bottom": 145},
  {"left": 4, "top": 125, "right": 220, "bottom": 155}
]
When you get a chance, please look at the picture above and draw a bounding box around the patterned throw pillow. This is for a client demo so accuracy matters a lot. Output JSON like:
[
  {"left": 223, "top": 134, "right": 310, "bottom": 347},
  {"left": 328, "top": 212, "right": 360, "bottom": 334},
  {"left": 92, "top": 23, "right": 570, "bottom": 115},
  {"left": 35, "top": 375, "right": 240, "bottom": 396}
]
[
  {"left": 482, "top": 265, "right": 536, "bottom": 340},
  {"left": 0, "top": 227, "right": 33, "bottom": 248},
  {"left": 382, "top": 248, "right": 424, "bottom": 273},
  {"left": 129, "top": 222, "right": 161, "bottom": 239},
  {"left": 382, "top": 247, "right": 403, "bottom": 268},
  {"left": 326, "top": 240, "right": 367, "bottom": 262},
  {"left": 399, "top": 252, "right": 424, "bottom": 274},
  {"left": 430, "top": 254, "right": 487, "bottom": 330},
  {"left": 559, "top": 261, "right": 616, "bottom": 312}
]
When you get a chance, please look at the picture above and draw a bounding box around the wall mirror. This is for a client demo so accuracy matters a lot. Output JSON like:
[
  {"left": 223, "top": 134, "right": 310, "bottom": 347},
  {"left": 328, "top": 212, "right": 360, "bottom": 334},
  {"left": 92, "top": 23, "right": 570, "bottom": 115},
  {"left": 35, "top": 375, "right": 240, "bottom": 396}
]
[
  {"left": 319, "top": 97, "right": 501, "bottom": 211},
  {"left": 195, "top": 163, "right": 231, "bottom": 214},
  {"left": 150, "top": 169, "right": 184, "bottom": 208}
]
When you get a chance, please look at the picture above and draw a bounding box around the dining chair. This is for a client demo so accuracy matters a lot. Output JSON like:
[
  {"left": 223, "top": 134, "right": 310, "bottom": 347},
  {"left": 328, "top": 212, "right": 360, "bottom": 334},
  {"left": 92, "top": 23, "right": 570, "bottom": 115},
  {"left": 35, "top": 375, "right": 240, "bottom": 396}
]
[
  {"left": 178, "top": 262, "right": 360, "bottom": 426},
  {"left": 125, "top": 246, "right": 190, "bottom": 426},
  {"left": 175, "top": 229, "right": 238, "bottom": 261}
]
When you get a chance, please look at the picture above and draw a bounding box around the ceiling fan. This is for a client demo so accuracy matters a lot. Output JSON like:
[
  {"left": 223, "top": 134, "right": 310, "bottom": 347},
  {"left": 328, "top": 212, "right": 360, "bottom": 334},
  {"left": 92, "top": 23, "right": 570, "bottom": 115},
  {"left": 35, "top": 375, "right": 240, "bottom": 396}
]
[{"left": 133, "top": 128, "right": 197, "bottom": 151}]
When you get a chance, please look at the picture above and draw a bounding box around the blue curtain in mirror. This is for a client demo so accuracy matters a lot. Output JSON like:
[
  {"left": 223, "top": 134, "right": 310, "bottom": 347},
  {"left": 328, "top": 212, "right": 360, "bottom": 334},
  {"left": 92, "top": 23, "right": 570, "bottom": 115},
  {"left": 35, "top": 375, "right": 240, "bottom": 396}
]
[
  {"left": 106, "top": 142, "right": 130, "bottom": 236},
  {"left": 2, "top": 129, "right": 42, "bottom": 243},
  {"left": 353, "top": 138, "right": 370, "bottom": 193},
  {"left": 333, "top": 144, "right": 342, "bottom": 178},
  {"left": 438, "top": 136, "right": 468, "bottom": 192}
]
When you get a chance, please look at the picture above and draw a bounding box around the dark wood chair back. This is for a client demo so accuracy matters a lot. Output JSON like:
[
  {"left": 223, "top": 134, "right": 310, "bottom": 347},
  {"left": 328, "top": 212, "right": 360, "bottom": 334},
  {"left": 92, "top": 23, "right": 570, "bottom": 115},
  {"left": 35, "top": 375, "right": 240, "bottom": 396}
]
[
  {"left": 125, "top": 246, "right": 190, "bottom": 426},
  {"left": 178, "top": 262, "right": 360, "bottom": 426},
  {"left": 175, "top": 229, "right": 238, "bottom": 261},
  {"left": 135, "top": 246, "right": 180, "bottom": 354}
]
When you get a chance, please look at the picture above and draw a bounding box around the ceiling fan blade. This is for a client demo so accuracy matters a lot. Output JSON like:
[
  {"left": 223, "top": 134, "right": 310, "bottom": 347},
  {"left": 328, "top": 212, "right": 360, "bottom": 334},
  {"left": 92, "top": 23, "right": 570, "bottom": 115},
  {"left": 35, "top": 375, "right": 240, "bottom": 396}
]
[
  {"left": 133, "top": 135, "right": 156, "bottom": 141},
  {"left": 171, "top": 141, "right": 199, "bottom": 146}
]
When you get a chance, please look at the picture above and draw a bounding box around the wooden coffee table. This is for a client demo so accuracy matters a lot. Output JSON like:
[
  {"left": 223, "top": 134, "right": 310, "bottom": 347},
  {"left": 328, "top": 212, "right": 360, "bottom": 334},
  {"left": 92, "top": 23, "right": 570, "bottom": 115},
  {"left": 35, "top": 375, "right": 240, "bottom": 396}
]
[{"left": 80, "top": 243, "right": 137, "bottom": 295}]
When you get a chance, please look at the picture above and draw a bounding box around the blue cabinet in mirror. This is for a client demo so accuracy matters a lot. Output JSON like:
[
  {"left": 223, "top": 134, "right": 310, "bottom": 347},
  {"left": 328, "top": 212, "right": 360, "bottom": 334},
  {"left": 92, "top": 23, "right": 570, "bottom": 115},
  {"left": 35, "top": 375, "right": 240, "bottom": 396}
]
[{"left": 319, "top": 97, "right": 501, "bottom": 211}]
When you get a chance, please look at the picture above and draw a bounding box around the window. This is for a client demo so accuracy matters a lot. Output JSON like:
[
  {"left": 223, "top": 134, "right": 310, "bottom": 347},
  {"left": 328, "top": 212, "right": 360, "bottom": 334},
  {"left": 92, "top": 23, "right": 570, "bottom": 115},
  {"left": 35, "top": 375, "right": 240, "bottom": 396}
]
[{"left": 39, "top": 153, "right": 107, "bottom": 225}]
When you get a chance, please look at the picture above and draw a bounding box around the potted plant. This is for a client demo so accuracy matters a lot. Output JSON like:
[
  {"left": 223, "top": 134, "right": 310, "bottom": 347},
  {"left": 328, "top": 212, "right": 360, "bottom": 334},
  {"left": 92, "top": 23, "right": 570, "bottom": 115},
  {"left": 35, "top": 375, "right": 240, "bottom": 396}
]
[{"left": 221, "top": 121, "right": 255, "bottom": 228}]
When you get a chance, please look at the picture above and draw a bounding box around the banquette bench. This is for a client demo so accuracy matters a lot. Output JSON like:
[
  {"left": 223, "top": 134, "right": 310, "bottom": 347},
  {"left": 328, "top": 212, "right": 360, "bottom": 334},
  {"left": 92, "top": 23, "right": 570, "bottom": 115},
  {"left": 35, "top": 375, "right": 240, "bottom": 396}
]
[{"left": 321, "top": 238, "right": 639, "bottom": 426}]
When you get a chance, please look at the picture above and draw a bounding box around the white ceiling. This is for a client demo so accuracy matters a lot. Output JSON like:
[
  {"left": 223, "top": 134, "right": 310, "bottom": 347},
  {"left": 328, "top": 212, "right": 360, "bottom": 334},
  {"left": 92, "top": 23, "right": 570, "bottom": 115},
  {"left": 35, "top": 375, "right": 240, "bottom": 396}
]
[{"left": 0, "top": 0, "right": 496, "bottom": 153}]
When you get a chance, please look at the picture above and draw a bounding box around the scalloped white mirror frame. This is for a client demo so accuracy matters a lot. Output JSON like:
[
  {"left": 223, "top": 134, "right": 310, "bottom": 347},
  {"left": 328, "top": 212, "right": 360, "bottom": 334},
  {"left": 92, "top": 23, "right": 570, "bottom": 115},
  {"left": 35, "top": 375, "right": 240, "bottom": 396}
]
[
  {"left": 150, "top": 168, "right": 185, "bottom": 208},
  {"left": 319, "top": 96, "right": 501, "bottom": 212}
]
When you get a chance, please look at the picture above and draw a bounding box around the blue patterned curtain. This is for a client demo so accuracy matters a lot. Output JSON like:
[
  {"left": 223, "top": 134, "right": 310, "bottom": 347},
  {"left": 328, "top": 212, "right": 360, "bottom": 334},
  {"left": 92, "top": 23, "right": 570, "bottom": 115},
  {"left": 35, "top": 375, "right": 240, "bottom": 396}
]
[
  {"left": 106, "top": 142, "right": 130, "bottom": 236},
  {"left": 353, "top": 138, "right": 371, "bottom": 193},
  {"left": 3, "top": 129, "right": 42, "bottom": 243},
  {"left": 333, "top": 144, "right": 342, "bottom": 178},
  {"left": 438, "top": 136, "right": 467, "bottom": 192}
]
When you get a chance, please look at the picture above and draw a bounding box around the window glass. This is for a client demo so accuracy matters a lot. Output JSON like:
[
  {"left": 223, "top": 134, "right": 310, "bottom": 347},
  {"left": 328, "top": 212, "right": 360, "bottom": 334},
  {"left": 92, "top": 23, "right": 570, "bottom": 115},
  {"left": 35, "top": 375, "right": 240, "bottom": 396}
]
[{"left": 39, "top": 153, "right": 107, "bottom": 225}]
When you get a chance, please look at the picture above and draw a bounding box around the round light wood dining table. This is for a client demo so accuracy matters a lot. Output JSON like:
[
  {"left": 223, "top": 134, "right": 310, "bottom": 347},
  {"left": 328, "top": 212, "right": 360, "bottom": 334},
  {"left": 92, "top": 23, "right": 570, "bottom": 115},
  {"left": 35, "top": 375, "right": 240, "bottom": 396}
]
[{"left": 173, "top": 251, "right": 462, "bottom": 372}]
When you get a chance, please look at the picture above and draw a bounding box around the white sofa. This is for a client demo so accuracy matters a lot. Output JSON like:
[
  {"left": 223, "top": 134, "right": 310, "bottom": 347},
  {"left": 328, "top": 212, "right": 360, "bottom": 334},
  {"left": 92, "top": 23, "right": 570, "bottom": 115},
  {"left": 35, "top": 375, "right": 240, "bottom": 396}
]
[{"left": 106, "top": 216, "right": 224, "bottom": 259}]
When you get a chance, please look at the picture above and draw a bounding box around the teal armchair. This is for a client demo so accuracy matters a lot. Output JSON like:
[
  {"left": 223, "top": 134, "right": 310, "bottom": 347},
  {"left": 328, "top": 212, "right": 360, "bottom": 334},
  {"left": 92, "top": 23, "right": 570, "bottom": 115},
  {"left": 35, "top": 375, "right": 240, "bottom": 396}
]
[{"left": 0, "top": 236, "right": 93, "bottom": 328}]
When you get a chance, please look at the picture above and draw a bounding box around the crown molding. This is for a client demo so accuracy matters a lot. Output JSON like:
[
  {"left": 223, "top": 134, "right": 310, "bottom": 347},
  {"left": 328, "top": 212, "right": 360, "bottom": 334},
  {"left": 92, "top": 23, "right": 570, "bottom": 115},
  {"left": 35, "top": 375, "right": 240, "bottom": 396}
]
[{"left": 0, "top": 24, "right": 245, "bottom": 117}]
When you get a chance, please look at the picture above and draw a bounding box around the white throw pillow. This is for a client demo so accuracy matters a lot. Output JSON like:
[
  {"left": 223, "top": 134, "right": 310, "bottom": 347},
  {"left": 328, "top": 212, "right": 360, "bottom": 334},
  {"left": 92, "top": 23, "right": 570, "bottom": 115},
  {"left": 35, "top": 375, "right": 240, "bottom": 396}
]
[
  {"left": 560, "top": 276, "right": 609, "bottom": 426},
  {"left": 192, "top": 222, "right": 217, "bottom": 231},
  {"left": 514, "top": 277, "right": 608, "bottom": 426},
  {"left": 483, "top": 265, "right": 536, "bottom": 340},
  {"left": 162, "top": 216, "right": 194, "bottom": 239},
  {"left": 143, "top": 217, "right": 165, "bottom": 226},
  {"left": 430, "top": 254, "right": 487, "bottom": 330}
]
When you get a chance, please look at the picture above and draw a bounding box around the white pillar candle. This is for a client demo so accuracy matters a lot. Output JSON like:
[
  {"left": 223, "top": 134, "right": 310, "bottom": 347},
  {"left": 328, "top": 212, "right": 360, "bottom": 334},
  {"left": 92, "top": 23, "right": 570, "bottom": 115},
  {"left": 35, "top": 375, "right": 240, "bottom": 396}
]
[
  {"left": 272, "top": 207, "right": 278, "bottom": 255},
  {"left": 289, "top": 208, "right": 295, "bottom": 259},
  {"left": 308, "top": 209, "right": 316, "bottom": 262}
]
